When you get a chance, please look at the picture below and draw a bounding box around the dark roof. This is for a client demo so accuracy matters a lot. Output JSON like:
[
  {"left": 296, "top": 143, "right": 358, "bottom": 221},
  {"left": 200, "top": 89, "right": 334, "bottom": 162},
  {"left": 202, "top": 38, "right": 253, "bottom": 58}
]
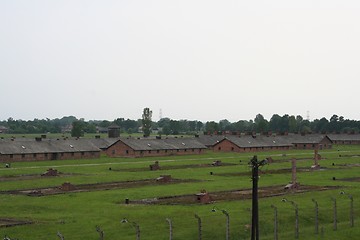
[
  {"left": 278, "top": 134, "right": 331, "bottom": 144},
  {"left": 195, "top": 135, "right": 226, "bottom": 146},
  {"left": 108, "top": 124, "right": 120, "bottom": 129},
  {"left": 0, "top": 138, "right": 100, "bottom": 155},
  {"left": 327, "top": 134, "right": 360, "bottom": 141},
  {"left": 222, "top": 135, "right": 293, "bottom": 148},
  {"left": 88, "top": 138, "right": 120, "bottom": 149},
  {"left": 214, "top": 134, "right": 331, "bottom": 148},
  {"left": 115, "top": 137, "right": 207, "bottom": 151}
]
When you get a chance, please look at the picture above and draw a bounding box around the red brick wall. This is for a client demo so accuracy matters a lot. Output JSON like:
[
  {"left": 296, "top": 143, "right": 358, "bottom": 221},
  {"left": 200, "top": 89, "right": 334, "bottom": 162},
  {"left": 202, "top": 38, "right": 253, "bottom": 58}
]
[
  {"left": 292, "top": 143, "right": 332, "bottom": 150},
  {"left": 213, "top": 140, "right": 241, "bottom": 152},
  {"left": 292, "top": 143, "right": 317, "bottom": 150},
  {"left": 335, "top": 140, "right": 360, "bottom": 145},
  {"left": 133, "top": 148, "right": 203, "bottom": 157},
  {"left": 104, "top": 141, "right": 136, "bottom": 157},
  {"left": 213, "top": 139, "right": 291, "bottom": 153},
  {"left": 104, "top": 141, "right": 204, "bottom": 157},
  {"left": 0, "top": 151, "right": 100, "bottom": 163}
]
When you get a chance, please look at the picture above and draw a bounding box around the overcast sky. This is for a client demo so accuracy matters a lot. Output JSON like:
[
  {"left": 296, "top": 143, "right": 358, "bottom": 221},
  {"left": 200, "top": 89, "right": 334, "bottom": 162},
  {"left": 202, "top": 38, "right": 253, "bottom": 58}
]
[{"left": 1, "top": 1, "right": 359, "bottom": 122}]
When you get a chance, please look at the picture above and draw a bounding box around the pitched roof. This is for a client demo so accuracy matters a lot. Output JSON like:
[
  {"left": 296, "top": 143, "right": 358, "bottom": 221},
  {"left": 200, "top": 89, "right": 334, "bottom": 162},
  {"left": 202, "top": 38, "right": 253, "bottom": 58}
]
[
  {"left": 88, "top": 138, "right": 120, "bottom": 149},
  {"left": 278, "top": 134, "right": 331, "bottom": 144},
  {"left": 327, "top": 134, "right": 360, "bottom": 141},
  {"left": 223, "top": 135, "right": 293, "bottom": 148},
  {"left": 0, "top": 138, "right": 100, "bottom": 155},
  {"left": 195, "top": 135, "right": 226, "bottom": 146},
  {"left": 116, "top": 137, "right": 207, "bottom": 151}
]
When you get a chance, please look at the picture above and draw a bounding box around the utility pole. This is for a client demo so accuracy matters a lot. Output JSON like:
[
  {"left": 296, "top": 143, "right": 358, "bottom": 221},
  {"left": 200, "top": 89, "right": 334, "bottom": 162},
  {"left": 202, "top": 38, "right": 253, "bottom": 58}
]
[{"left": 250, "top": 155, "right": 267, "bottom": 240}]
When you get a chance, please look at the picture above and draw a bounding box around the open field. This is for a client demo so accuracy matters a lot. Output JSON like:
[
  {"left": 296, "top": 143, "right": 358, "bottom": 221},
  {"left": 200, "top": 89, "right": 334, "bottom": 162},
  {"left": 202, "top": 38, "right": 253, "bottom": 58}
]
[{"left": 0, "top": 146, "right": 360, "bottom": 239}]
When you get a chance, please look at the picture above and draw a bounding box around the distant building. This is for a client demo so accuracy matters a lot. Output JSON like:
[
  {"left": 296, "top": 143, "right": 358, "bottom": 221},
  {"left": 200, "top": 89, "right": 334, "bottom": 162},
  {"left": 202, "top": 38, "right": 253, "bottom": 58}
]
[
  {"left": 328, "top": 134, "right": 360, "bottom": 145},
  {"left": 61, "top": 124, "right": 73, "bottom": 133},
  {"left": 212, "top": 134, "right": 332, "bottom": 153},
  {"left": 0, "top": 126, "right": 8, "bottom": 134},
  {"left": 281, "top": 134, "right": 332, "bottom": 150},
  {"left": 195, "top": 135, "right": 226, "bottom": 149},
  {"left": 104, "top": 137, "right": 207, "bottom": 157},
  {"left": 108, "top": 124, "right": 120, "bottom": 138},
  {"left": 96, "top": 126, "right": 108, "bottom": 134},
  {"left": 213, "top": 135, "right": 292, "bottom": 153},
  {"left": 0, "top": 138, "right": 100, "bottom": 162}
]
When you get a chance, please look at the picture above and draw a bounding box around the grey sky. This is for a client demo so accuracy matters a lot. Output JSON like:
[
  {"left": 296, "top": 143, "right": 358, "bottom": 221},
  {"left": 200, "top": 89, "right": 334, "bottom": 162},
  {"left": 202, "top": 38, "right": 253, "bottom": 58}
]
[{"left": 1, "top": 1, "right": 359, "bottom": 122}]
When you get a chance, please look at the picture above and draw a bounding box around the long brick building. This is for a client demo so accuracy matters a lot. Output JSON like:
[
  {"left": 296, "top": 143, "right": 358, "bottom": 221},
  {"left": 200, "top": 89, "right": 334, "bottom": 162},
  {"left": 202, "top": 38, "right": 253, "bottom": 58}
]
[
  {"left": 212, "top": 134, "right": 332, "bottom": 153},
  {"left": 103, "top": 137, "right": 207, "bottom": 157},
  {"left": 0, "top": 137, "right": 101, "bottom": 162}
]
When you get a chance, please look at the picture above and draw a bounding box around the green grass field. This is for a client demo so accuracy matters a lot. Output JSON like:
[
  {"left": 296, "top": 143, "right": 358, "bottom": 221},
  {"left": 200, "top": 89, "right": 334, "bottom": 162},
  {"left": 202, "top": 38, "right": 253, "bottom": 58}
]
[{"left": 0, "top": 145, "right": 359, "bottom": 239}]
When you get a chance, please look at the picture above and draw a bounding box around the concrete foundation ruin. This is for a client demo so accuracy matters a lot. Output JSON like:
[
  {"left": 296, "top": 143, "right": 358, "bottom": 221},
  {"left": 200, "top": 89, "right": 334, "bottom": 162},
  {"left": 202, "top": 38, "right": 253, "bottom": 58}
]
[
  {"left": 60, "top": 182, "right": 76, "bottom": 191},
  {"left": 156, "top": 175, "right": 172, "bottom": 183},
  {"left": 196, "top": 190, "right": 212, "bottom": 204},
  {"left": 211, "top": 160, "right": 222, "bottom": 166},
  {"left": 149, "top": 161, "right": 160, "bottom": 171},
  {"left": 41, "top": 168, "right": 59, "bottom": 177}
]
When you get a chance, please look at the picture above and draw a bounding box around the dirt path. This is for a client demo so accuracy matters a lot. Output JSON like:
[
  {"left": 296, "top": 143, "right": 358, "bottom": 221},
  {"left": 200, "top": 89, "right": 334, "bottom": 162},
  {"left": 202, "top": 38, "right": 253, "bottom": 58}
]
[{"left": 129, "top": 185, "right": 340, "bottom": 205}]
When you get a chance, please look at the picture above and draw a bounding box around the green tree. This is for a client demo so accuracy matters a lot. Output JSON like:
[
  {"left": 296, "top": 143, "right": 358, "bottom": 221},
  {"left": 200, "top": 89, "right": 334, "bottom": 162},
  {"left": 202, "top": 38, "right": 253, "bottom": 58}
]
[
  {"left": 71, "top": 120, "right": 84, "bottom": 137},
  {"left": 230, "top": 120, "right": 253, "bottom": 132},
  {"left": 142, "top": 108, "right": 152, "bottom": 137},
  {"left": 219, "top": 119, "right": 231, "bottom": 131},
  {"left": 254, "top": 114, "right": 268, "bottom": 133},
  {"left": 288, "top": 115, "right": 297, "bottom": 133},
  {"left": 205, "top": 121, "right": 219, "bottom": 133},
  {"left": 269, "top": 114, "right": 282, "bottom": 132},
  {"left": 169, "top": 120, "right": 181, "bottom": 135},
  {"left": 296, "top": 115, "right": 304, "bottom": 132}
]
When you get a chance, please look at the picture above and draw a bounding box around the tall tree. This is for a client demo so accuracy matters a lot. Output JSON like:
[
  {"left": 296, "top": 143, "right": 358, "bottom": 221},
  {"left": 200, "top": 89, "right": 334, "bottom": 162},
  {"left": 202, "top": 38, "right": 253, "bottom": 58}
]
[
  {"left": 205, "top": 121, "right": 219, "bottom": 133},
  {"left": 219, "top": 119, "right": 231, "bottom": 131},
  {"left": 280, "top": 114, "right": 290, "bottom": 132},
  {"left": 142, "top": 108, "right": 152, "bottom": 137},
  {"left": 71, "top": 120, "right": 84, "bottom": 137},
  {"left": 169, "top": 120, "right": 181, "bottom": 135},
  {"left": 318, "top": 117, "right": 329, "bottom": 133},
  {"left": 288, "top": 115, "right": 297, "bottom": 133},
  {"left": 269, "top": 114, "right": 282, "bottom": 132},
  {"left": 296, "top": 115, "right": 304, "bottom": 132},
  {"left": 254, "top": 114, "right": 268, "bottom": 133}
]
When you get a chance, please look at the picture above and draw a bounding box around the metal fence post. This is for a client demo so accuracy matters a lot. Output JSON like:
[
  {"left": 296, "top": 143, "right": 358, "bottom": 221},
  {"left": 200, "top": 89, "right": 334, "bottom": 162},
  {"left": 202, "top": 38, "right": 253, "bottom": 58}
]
[
  {"left": 312, "top": 199, "right": 319, "bottom": 234},
  {"left": 166, "top": 218, "right": 173, "bottom": 240},
  {"left": 271, "top": 205, "right": 278, "bottom": 240},
  {"left": 331, "top": 198, "right": 337, "bottom": 231},
  {"left": 195, "top": 214, "right": 202, "bottom": 240},
  {"left": 96, "top": 225, "right": 104, "bottom": 240}
]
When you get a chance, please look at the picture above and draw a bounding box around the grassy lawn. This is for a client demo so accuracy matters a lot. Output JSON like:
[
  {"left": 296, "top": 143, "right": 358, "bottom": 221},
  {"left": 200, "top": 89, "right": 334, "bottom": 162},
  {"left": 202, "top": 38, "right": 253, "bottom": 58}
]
[{"left": 0, "top": 145, "right": 359, "bottom": 239}]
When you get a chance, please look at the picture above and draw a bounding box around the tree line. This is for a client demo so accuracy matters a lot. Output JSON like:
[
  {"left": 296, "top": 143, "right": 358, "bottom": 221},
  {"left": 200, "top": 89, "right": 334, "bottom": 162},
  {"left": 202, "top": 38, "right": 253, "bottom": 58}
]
[{"left": 1, "top": 113, "right": 359, "bottom": 136}]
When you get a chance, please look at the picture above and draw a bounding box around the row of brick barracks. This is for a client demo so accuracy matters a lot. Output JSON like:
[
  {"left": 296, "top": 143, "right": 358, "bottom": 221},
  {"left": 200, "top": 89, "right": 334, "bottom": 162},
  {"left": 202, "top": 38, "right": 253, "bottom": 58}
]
[{"left": 1, "top": 133, "right": 359, "bottom": 162}]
